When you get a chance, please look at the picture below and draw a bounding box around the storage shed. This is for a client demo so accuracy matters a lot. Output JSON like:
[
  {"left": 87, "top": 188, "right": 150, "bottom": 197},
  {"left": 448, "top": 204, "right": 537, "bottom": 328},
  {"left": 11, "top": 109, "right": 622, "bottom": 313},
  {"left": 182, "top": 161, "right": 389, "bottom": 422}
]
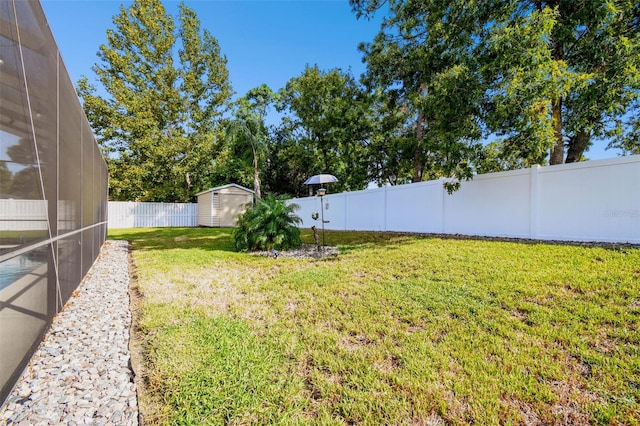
[{"left": 196, "top": 184, "right": 255, "bottom": 227}]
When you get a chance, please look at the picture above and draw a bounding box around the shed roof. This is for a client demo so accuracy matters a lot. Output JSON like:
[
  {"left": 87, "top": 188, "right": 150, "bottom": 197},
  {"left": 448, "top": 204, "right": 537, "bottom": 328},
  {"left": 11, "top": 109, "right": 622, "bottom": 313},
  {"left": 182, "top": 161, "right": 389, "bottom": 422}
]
[{"left": 195, "top": 183, "right": 255, "bottom": 196}]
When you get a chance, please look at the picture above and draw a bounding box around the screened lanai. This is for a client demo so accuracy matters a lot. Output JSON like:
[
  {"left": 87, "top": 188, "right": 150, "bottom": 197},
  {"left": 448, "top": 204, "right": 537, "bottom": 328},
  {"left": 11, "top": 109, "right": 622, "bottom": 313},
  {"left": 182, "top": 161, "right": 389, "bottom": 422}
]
[{"left": 0, "top": 0, "right": 108, "bottom": 404}]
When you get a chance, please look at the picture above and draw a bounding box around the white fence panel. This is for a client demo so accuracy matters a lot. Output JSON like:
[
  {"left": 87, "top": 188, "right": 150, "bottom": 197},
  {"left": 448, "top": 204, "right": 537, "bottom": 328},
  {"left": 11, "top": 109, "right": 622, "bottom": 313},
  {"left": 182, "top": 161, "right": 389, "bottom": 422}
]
[
  {"left": 386, "top": 180, "right": 444, "bottom": 233},
  {"left": 345, "top": 189, "right": 385, "bottom": 231},
  {"left": 0, "top": 199, "right": 48, "bottom": 231},
  {"left": 292, "top": 197, "right": 317, "bottom": 229},
  {"left": 295, "top": 193, "right": 350, "bottom": 230},
  {"left": 536, "top": 157, "right": 640, "bottom": 243},
  {"left": 289, "top": 155, "right": 640, "bottom": 244},
  {"left": 443, "top": 169, "right": 532, "bottom": 238},
  {"left": 322, "top": 193, "right": 347, "bottom": 230},
  {"left": 108, "top": 202, "right": 197, "bottom": 228}
]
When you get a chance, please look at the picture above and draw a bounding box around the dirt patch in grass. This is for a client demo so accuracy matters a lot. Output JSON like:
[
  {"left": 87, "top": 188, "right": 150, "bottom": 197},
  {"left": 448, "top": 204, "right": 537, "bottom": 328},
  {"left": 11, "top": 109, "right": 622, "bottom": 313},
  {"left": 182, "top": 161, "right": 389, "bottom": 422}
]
[
  {"left": 142, "top": 264, "right": 271, "bottom": 311},
  {"left": 126, "top": 244, "right": 161, "bottom": 425},
  {"left": 406, "top": 413, "right": 447, "bottom": 425},
  {"left": 547, "top": 380, "right": 595, "bottom": 425},
  {"left": 338, "top": 333, "right": 376, "bottom": 352},
  {"left": 374, "top": 354, "right": 403, "bottom": 374}
]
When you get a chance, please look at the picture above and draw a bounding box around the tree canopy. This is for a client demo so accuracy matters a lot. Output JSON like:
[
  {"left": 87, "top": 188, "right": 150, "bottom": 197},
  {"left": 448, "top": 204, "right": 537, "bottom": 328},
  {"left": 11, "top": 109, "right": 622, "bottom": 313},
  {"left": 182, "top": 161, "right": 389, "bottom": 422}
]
[
  {"left": 80, "top": 0, "right": 638, "bottom": 201},
  {"left": 352, "top": 0, "right": 640, "bottom": 176},
  {"left": 276, "top": 65, "right": 372, "bottom": 193},
  {"left": 78, "top": 0, "right": 231, "bottom": 202},
  {"left": 224, "top": 84, "right": 278, "bottom": 199}
]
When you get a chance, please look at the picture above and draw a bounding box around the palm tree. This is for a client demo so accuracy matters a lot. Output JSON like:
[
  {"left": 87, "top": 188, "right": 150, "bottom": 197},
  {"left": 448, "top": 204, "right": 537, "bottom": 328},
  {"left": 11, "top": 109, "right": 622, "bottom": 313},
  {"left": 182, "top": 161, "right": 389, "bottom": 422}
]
[
  {"left": 226, "top": 117, "right": 265, "bottom": 198},
  {"left": 226, "top": 85, "right": 278, "bottom": 199},
  {"left": 233, "top": 194, "right": 302, "bottom": 251}
]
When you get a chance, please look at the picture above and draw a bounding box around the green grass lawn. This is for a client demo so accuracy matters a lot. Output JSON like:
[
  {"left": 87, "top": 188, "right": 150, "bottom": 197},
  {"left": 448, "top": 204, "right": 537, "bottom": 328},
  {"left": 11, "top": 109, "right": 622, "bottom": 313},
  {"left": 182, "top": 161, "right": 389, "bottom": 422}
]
[{"left": 109, "top": 227, "right": 640, "bottom": 425}]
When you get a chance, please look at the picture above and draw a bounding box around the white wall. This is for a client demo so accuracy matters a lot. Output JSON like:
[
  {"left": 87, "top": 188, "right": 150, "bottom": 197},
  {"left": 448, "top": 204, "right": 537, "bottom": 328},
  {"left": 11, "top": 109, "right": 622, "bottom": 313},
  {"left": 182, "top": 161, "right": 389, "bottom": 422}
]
[
  {"left": 291, "top": 156, "right": 640, "bottom": 244},
  {"left": 108, "top": 202, "right": 197, "bottom": 228},
  {"left": 536, "top": 158, "right": 640, "bottom": 242}
]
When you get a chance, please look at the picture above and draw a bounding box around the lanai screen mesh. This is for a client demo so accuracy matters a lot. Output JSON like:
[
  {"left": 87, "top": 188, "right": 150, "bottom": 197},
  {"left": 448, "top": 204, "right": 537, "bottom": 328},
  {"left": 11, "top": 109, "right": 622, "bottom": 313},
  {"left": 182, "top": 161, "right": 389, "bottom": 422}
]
[{"left": 0, "top": 0, "right": 108, "bottom": 403}]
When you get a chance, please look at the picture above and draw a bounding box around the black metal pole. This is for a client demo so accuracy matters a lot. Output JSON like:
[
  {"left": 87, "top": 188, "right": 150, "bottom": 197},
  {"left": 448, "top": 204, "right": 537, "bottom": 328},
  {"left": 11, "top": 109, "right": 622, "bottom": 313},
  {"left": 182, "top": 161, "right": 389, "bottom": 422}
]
[{"left": 320, "top": 194, "right": 325, "bottom": 249}]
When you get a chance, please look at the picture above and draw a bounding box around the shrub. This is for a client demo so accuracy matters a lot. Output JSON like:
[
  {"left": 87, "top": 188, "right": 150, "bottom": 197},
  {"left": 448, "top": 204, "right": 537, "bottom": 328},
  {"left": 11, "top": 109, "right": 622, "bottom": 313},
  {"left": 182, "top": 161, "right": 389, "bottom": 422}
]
[{"left": 233, "top": 194, "right": 302, "bottom": 251}]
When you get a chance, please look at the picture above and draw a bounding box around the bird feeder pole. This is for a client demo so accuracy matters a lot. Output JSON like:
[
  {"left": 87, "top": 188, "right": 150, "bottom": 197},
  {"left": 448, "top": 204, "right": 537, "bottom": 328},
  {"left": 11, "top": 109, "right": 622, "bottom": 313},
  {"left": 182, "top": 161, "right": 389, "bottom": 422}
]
[
  {"left": 317, "top": 187, "right": 326, "bottom": 249},
  {"left": 303, "top": 174, "right": 338, "bottom": 252}
]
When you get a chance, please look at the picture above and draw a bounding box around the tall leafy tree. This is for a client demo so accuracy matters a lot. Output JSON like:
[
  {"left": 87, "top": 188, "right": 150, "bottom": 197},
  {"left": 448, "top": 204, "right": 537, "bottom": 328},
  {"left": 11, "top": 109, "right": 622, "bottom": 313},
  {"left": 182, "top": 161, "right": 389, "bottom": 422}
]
[
  {"left": 0, "top": 163, "right": 11, "bottom": 195},
  {"left": 608, "top": 107, "right": 640, "bottom": 155},
  {"left": 352, "top": 0, "right": 488, "bottom": 191},
  {"left": 277, "top": 65, "right": 372, "bottom": 193},
  {"left": 262, "top": 126, "right": 315, "bottom": 197},
  {"left": 2, "top": 138, "right": 44, "bottom": 198},
  {"left": 483, "top": 1, "right": 640, "bottom": 165},
  {"left": 366, "top": 89, "right": 416, "bottom": 186},
  {"left": 78, "top": 0, "right": 231, "bottom": 202},
  {"left": 352, "top": 0, "right": 640, "bottom": 172}
]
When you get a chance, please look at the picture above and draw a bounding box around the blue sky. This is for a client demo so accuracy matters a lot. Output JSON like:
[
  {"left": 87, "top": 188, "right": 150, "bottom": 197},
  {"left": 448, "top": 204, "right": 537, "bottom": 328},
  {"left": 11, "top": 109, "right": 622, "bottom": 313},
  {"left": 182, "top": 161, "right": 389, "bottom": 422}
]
[
  {"left": 41, "top": 0, "right": 381, "bottom": 100},
  {"left": 40, "top": 0, "right": 621, "bottom": 161}
]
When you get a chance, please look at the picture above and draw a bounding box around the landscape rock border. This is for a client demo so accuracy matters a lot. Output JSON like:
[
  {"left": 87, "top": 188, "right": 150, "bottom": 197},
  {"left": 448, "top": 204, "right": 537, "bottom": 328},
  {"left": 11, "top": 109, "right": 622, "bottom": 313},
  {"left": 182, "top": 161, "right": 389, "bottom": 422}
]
[
  {"left": 0, "top": 240, "right": 138, "bottom": 426},
  {"left": 252, "top": 243, "right": 339, "bottom": 259}
]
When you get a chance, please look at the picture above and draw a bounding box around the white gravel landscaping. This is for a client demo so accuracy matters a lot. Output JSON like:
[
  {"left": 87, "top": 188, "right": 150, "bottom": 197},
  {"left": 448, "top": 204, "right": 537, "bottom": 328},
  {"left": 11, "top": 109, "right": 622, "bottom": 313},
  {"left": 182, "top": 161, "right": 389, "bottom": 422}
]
[{"left": 0, "top": 240, "right": 138, "bottom": 425}]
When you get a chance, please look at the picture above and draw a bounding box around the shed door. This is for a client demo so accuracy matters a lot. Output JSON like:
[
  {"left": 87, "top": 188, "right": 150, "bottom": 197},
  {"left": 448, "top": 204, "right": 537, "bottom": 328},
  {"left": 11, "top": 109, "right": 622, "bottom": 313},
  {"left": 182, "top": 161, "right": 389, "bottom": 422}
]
[{"left": 219, "top": 194, "right": 251, "bottom": 227}]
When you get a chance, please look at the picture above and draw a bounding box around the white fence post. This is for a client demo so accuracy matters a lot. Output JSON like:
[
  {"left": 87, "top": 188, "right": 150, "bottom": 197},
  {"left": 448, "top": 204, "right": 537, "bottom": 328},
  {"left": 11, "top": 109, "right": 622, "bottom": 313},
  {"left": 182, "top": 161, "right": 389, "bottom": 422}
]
[
  {"left": 529, "top": 165, "right": 540, "bottom": 239},
  {"left": 343, "top": 192, "right": 348, "bottom": 231},
  {"left": 439, "top": 178, "right": 445, "bottom": 234},
  {"left": 383, "top": 185, "right": 388, "bottom": 232}
]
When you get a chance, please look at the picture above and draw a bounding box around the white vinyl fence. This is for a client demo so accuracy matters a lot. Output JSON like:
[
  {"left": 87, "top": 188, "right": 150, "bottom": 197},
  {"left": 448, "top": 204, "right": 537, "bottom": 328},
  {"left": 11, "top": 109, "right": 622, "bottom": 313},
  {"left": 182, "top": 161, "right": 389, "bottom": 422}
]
[
  {"left": 108, "top": 201, "right": 197, "bottom": 228},
  {"left": 291, "top": 155, "right": 640, "bottom": 244},
  {"left": 0, "top": 199, "right": 48, "bottom": 231}
]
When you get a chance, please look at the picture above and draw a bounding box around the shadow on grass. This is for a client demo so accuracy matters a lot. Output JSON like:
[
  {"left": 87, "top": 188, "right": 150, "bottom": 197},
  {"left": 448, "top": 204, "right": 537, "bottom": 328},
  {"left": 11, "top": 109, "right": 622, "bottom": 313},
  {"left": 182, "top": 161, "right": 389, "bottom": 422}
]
[
  {"left": 108, "top": 227, "right": 237, "bottom": 252},
  {"left": 109, "top": 227, "right": 633, "bottom": 258},
  {"left": 300, "top": 229, "right": 427, "bottom": 255},
  {"left": 107, "top": 227, "right": 421, "bottom": 256}
]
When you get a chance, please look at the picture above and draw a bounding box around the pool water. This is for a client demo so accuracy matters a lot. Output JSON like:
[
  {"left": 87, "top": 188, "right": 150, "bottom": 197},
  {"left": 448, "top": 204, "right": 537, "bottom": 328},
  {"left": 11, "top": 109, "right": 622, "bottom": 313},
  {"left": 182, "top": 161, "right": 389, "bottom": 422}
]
[{"left": 0, "top": 255, "right": 44, "bottom": 290}]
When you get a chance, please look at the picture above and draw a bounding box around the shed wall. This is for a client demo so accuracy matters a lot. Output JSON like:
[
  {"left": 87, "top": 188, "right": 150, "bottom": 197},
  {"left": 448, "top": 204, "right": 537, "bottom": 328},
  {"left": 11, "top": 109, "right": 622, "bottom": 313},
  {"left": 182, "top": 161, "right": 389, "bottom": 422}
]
[
  {"left": 197, "top": 186, "right": 254, "bottom": 227},
  {"left": 197, "top": 192, "right": 213, "bottom": 227}
]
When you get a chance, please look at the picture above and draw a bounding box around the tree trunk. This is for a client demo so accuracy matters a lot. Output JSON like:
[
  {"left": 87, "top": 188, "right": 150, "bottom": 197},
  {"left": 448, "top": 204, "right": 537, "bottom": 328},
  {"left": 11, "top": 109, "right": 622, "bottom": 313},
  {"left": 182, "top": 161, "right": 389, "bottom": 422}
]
[
  {"left": 548, "top": 17, "right": 566, "bottom": 165},
  {"left": 565, "top": 130, "right": 591, "bottom": 163},
  {"left": 549, "top": 98, "right": 564, "bottom": 165},
  {"left": 412, "top": 110, "right": 425, "bottom": 182},
  {"left": 253, "top": 147, "right": 261, "bottom": 199}
]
